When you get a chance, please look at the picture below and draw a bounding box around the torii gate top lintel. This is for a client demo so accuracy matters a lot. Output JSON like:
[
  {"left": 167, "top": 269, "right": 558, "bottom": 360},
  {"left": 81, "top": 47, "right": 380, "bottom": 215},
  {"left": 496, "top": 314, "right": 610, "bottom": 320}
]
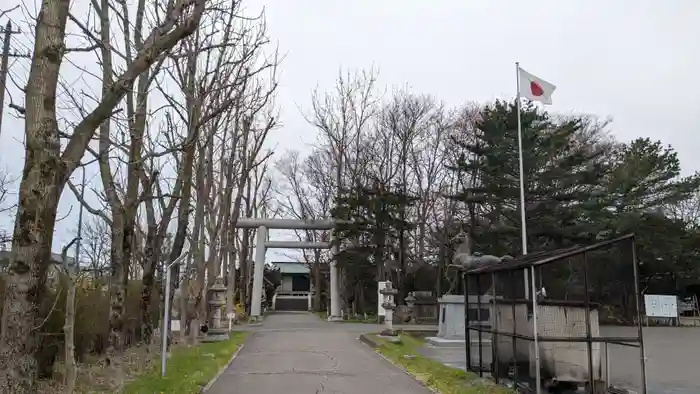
[{"left": 233, "top": 218, "right": 346, "bottom": 230}]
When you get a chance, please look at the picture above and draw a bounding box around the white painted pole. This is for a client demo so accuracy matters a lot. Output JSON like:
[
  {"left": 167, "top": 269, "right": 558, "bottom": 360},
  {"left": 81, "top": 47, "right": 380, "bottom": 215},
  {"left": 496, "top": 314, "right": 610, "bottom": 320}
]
[
  {"left": 328, "top": 232, "right": 341, "bottom": 321},
  {"left": 161, "top": 252, "right": 188, "bottom": 377},
  {"left": 530, "top": 266, "right": 541, "bottom": 394},
  {"left": 518, "top": 62, "right": 538, "bottom": 392},
  {"left": 250, "top": 226, "right": 267, "bottom": 319},
  {"left": 515, "top": 61, "right": 531, "bottom": 299}
]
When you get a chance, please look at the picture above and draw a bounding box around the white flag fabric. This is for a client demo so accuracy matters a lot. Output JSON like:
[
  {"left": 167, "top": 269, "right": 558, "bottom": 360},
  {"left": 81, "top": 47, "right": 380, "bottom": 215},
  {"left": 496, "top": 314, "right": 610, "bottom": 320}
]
[{"left": 518, "top": 67, "right": 556, "bottom": 105}]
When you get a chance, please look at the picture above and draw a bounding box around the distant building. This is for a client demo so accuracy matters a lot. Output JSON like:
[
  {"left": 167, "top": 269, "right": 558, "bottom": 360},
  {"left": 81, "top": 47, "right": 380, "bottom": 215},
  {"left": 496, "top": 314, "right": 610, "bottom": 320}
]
[
  {"left": 273, "top": 261, "right": 311, "bottom": 293},
  {"left": 270, "top": 261, "right": 313, "bottom": 311}
]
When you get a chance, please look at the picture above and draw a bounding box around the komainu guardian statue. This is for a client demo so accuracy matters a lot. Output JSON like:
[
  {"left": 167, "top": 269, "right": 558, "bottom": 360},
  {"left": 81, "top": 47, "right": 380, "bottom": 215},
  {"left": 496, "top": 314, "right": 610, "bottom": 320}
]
[{"left": 444, "top": 230, "right": 513, "bottom": 294}]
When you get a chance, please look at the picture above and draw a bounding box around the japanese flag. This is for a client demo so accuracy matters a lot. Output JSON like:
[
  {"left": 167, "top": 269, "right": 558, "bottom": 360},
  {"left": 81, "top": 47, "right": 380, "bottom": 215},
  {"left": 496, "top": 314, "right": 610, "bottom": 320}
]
[{"left": 518, "top": 67, "right": 556, "bottom": 105}]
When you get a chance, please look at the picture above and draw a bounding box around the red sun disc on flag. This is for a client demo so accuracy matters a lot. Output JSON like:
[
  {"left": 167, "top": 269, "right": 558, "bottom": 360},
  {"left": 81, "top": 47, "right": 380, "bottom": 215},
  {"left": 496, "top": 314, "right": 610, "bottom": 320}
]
[{"left": 530, "top": 81, "right": 544, "bottom": 96}]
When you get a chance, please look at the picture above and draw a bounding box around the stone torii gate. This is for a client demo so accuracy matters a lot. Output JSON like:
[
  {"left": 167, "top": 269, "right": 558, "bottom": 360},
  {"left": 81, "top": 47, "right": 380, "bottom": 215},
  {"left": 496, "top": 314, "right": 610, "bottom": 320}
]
[{"left": 233, "top": 218, "right": 344, "bottom": 322}]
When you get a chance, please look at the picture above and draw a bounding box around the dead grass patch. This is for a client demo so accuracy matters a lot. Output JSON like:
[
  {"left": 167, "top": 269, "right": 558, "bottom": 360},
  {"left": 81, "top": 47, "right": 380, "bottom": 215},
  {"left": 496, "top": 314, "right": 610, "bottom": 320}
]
[{"left": 38, "top": 344, "right": 158, "bottom": 394}]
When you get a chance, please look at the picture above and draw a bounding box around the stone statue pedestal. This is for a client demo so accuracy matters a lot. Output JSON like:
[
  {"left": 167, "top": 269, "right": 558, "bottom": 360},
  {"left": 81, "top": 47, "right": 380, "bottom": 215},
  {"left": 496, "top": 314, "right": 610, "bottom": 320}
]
[
  {"left": 436, "top": 294, "right": 466, "bottom": 340},
  {"left": 426, "top": 294, "right": 493, "bottom": 367},
  {"left": 202, "top": 278, "right": 229, "bottom": 342}
]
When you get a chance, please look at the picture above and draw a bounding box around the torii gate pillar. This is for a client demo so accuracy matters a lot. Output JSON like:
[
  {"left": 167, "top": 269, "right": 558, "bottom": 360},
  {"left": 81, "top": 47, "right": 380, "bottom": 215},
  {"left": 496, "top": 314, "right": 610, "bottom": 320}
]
[
  {"left": 236, "top": 219, "right": 343, "bottom": 322},
  {"left": 249, "top": 226, "right": 268, "bottom": 320}
]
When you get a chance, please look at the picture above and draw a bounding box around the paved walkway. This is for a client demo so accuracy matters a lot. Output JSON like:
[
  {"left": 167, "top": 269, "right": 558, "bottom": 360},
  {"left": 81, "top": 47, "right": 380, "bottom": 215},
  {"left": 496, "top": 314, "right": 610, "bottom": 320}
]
[{"left": 206, "top": 312, "right": 432, "bottom": 394}]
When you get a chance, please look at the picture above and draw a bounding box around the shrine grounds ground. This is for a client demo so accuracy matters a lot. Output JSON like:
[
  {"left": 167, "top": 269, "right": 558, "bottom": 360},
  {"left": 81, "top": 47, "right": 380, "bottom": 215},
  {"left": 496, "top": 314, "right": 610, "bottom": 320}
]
[
  {"left": 208, "top": 313, "right": 699, "bottom": 394},
  {"left": 206, "top": 312, "right": 433, "bottom": 394},
  {"left": 600, "top": 325, "right": 699, "bottom": 394}
]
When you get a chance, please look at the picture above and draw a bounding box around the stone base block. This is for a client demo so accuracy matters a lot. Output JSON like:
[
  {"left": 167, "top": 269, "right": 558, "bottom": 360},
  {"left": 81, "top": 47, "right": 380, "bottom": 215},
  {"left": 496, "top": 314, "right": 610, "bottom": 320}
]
[
  {"left": 425, "top": 336, "right": 465, "bottom": 347},
  {"left": 249, "top": 315, "right": 264, "bottom": 323}
]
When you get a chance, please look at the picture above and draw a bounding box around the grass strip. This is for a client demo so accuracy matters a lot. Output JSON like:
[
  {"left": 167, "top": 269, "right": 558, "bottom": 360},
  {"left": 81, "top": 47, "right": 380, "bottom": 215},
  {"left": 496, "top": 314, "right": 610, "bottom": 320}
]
[
  {"left": 122, "top": 331, "right": 248, "bottom": 394},
  {"left": 368, "top": 334, "right": 513, "bottom": 394}
]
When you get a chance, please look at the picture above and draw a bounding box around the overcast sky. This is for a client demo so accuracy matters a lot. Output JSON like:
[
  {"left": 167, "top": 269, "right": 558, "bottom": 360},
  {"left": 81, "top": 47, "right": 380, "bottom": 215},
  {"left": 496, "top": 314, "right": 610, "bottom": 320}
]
[{"left": 1, "top": 0, "right": 699, "bottom": 260}]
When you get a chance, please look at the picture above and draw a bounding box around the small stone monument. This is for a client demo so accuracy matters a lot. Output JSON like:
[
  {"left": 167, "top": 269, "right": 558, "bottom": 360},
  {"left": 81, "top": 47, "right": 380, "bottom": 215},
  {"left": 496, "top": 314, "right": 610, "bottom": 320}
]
[
  {"left": 202, "top": 277, "right": 229, "bottom": 342},
  {"left": 378, "top": 281, "right": 401, "bottom": 342}
]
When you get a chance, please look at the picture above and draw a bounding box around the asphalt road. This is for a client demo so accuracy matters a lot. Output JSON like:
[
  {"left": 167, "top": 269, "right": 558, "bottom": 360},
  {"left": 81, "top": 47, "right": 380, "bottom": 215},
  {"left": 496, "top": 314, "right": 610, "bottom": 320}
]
[
  {"left": 416, "top": 325, "right": 699, "bottom": 394},
  {"left": 211, "top": 315, "right": 699, "bottom": 394},
  {"left": 206, "top": 312, "right": 432, "bottom": 394},
  {"left": 601, "top": 325, "right": 699, "bottom": 394}
]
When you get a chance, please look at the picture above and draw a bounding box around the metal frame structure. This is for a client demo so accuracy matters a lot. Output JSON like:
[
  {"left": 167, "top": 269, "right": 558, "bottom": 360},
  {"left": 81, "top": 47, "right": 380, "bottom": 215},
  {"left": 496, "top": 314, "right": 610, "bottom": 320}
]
[
  {"left": 233, "top": 218, "right": 347, "bottom": 321},
  {"left": 463, "top": 234, "right": 647, "bottom": 394}
]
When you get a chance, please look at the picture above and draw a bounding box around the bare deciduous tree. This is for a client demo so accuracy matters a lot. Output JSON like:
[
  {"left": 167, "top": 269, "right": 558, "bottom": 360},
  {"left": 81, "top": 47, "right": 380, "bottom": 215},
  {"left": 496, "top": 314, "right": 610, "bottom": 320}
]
[
  {"left": 0, "top": 0, "right": 207, "bottom": 390},
  {"left": 275, "top": 150, "right": 334, "bottom": 310},
  {"left": 306, "top": 68, "right": 380, "bottom": 311},
  {"left": 666, "top": 191, "right": 700, "bottom": 229}
]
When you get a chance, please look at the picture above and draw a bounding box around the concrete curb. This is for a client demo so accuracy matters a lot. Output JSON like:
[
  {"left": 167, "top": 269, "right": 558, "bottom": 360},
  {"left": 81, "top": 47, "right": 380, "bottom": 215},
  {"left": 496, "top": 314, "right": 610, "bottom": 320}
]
[
  {"left": 358, "top": 333, "right": 379, "bottom": 348},
  {"left": 357, "top": 334, "right": 439, "bottom": 394},
  {"left": 201, "top": 343, "right": 245, "bottom": 393}
]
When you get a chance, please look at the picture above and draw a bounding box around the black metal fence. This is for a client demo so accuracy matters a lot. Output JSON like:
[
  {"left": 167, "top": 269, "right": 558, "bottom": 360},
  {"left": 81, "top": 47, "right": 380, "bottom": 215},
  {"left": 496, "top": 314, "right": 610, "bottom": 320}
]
[{"left": 464, "top": 234, "right": 647, "bottom": 394}]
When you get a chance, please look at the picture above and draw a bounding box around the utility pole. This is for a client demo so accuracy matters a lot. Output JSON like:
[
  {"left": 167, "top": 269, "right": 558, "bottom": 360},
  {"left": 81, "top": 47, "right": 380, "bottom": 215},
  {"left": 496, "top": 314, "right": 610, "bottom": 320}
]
[{"left": 0, "top": 20, "right": 29, "bottom": 138}]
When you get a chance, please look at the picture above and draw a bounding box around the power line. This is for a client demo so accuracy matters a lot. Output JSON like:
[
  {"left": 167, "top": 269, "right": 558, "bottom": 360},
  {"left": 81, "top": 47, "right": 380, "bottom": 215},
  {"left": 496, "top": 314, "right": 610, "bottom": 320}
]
[{"left": 0, "top": 20, "right": 30, "bottom": 139}]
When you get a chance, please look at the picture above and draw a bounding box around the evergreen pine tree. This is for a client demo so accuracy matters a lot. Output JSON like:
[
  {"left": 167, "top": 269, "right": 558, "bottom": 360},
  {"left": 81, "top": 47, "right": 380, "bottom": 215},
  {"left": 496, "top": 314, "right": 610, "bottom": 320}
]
[
  {"left": 331, "top": 178, "right": 417, "bottom": 309},
  {"left": 449, "top": 100, "right": 611, "bottom": 254}
]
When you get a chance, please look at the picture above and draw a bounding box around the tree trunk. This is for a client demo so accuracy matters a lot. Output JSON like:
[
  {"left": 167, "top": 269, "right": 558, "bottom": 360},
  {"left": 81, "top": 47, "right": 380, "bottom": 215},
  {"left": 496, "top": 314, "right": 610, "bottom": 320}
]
[
  {"left": 204, "top": 136, "right": 218, "bottom": 293},
  {"left": 167, "top": 142, "right": 196, "bottom": 340},
  {"left": 106, "top": 218, "right": 128, "bottom": 384},
  {"left": 0, "top": 203, "right": 59, "bottom": 393},
  {"left": 178, "top": 252, "right": 192, "bottom": 345},
  {"left": 225, "top": 227, "right": 238, "bottom": 318},
  {"left": 0, "top": 1, "right": 70, "bottom": 391},
  {"left": 140, "top": 263, "right": 157, "bottom": 343},
  {"left": 165, "top": 46, "right": 200, "bottom": 338},
  {"left": 418, "top": 220, "right": 426, "bottom": 266},
  {"left": 190, "top": 149, "right": 208, "bottom": 340}
]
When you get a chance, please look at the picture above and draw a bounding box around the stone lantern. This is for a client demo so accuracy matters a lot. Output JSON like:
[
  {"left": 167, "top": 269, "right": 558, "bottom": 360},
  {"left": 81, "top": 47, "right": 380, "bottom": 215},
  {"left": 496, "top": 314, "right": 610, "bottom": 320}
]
[
  {"left": 378, "top": 281, "right": 400, "bottom": 340},
  {"left": 203, "top": 277, "right": 229, "bottom": 342}
]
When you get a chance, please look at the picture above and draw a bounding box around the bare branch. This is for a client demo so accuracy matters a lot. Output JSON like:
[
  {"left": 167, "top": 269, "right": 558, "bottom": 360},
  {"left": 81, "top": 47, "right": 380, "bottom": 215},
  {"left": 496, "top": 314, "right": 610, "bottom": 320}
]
[
  {"left": 0, "top": 5, "right": 19, "bottom": 19},
  {"left": 67, "top": 180, "right": 113, "bottom": 225}
]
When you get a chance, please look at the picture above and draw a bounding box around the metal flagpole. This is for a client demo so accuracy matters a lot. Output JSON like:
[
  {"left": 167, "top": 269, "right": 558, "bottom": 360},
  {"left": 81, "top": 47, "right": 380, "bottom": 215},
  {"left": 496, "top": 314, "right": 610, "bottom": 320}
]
[
  {"left": 530, "top": 265, "right": 542, "bottom": 394},
  {"left": 515, "top": 62, "right": 530, "bottom": 295},
  {"left": 516, "top": 61, "right": 540, "bottom": 394}
]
